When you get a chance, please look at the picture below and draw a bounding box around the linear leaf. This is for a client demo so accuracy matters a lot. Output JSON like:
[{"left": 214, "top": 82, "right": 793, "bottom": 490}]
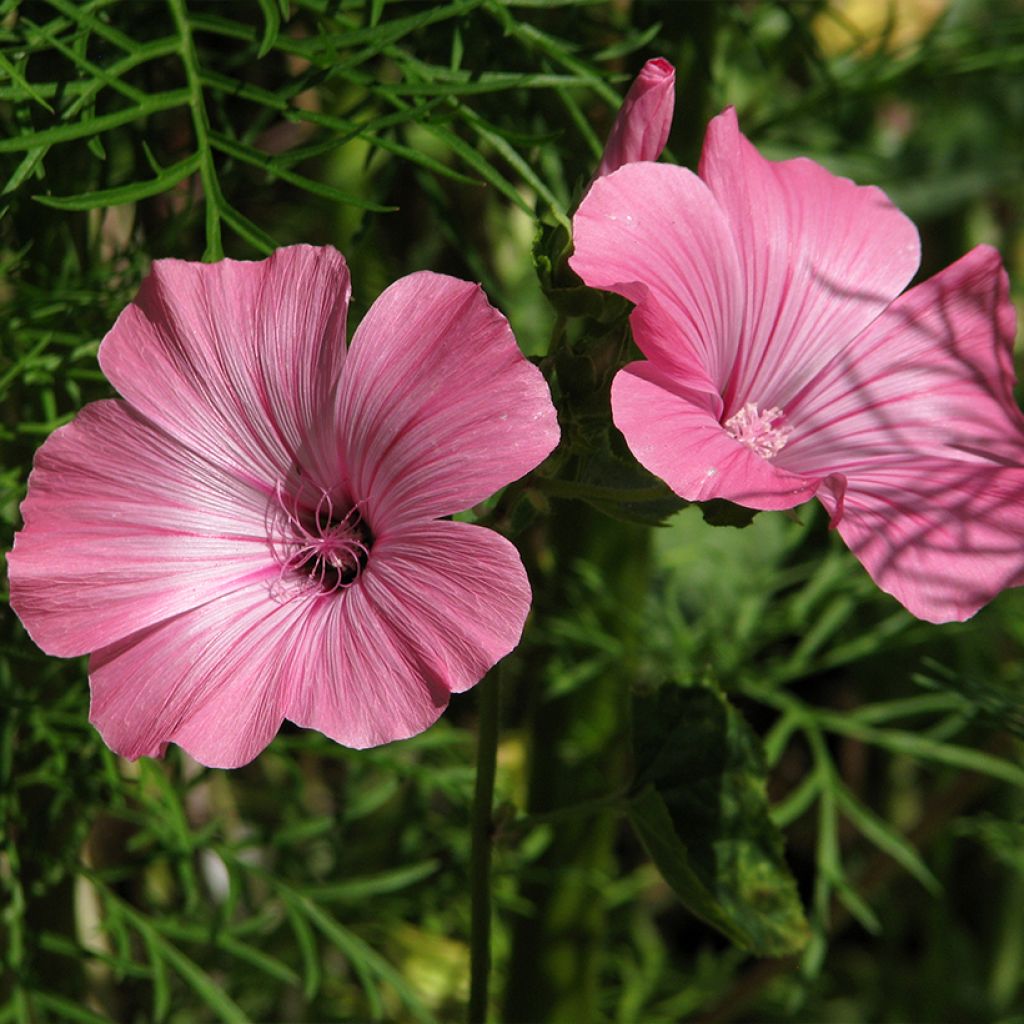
[
  {"left": 835, "top": 783, "right": 942, "bottom": 895},
  {"left": 136, "top": 921, "right": 247, "bottom": 1024},
  {"left": 0, "top": 90, "right": 190, "bottom": 152},
  {"left": 255, "top": 0, "right": 281, "bottom": 58},
  {"left": 208, "top": 132, "right": 395, "bottom": 211},
  {"left": 33, "top": 152, "right": 201, "bottom": 210},
  {"left": 0, "top": 52, "right": 53, "bottom": 112}
]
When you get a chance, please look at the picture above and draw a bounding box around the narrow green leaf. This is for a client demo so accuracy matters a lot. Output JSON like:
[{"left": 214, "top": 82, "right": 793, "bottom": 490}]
[
  {"left": 817, "top": 711, "right": 1024, "bottom": 788},
  {"left": 136, "top": 921, "right": 247, "bottom": 1024},
  {"left": 208, "top": 132, "right": 395, "bottom": 212},
  {"left": 25, "top": 993, "right": 107, "bottom": 1024},
  {"left": 0, "top": 89, "right": 190, "bottom": 152},
  {"left": 627, "top": 684, "right": 810, "bottom": 956},
  {"left": 420, "top": 120, "right": 530, "bottom": 214},
  {"left": 0, "top": 52, "right": 53, "bottom": 112},
  {"left": 255, "top": 0, "right": 281, "bottom": 58},
  {"left": 140, "top": 925, "right": 172, "bottom": 1023},
  {"left": 459, "top": 106, "right": 571, "bottom": 229},
  {"left": 301, "top": 859, "right": 440, "bottom": 902},
  {"left": 221, "top": 202, "right": 277, "bottom": 255},
  {"left": 283, "top": 898, "right": 321, "bottom": 1000},
  {"left": 298, "top": 897, "right": 438, "bottom": 1024},
  {"left": 834, "top": 783, "right": 942, "bottom": 895},
  {"left": 3, "top": 147, "right": 47, "bottom": 196},
  {"left": 33, "top": 152, "right": 201, "bottom": 210}
]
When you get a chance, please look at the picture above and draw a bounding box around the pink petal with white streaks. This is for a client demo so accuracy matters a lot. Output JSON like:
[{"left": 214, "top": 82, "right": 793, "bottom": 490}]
[
  {"left": 571, "top": 162, "right": 744, "bottom": 398},
  {"left": 284, "top": 522, "right": 530, "bottom": 747},
  {"left": 8, "top": 400, "right": 276, "bottom": 658},
  {"left": 88, "top": 582, "right": 303, "bottom": 768},
  {"left": 789, "top": 246, "right": 1024, "bottom": 622},
  {"left": 99, "top": 245, "right": 351, "bottom": 491},
  {"left": 784, "top": 246, "right": 1022, "bottom": 474},
  {"left": 698, "top": 108, "right": 921, "bottom": 412},
  {"left": 612, "top": 362, "right": 820, "bottom": 509},
  {"left": 595, "top": 58, "right": 675, "bottom": 179},
  {"left": 338, "top": 272, "right": 559, "bottom": 526},
  {"left": 821, "top": 460, "right": 1024, "bottom": 622}
]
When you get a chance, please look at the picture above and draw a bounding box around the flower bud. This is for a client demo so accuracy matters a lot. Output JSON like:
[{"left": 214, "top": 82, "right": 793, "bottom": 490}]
[{"left": 595, "top": 57, "right": 675, "bottom": 179}]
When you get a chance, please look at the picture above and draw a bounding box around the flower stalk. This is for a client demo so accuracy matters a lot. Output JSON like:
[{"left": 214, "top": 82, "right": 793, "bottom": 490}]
[{"left": 468, "top": 663, "right": 502, "bottom": 1023}]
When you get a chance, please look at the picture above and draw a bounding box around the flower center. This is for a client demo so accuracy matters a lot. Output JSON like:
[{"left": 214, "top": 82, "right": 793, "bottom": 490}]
[
  {"left": 723, "top": 402, "right": 792, "bottom": 460},
  {"left": 270, "top": 485, "right": 373, "bottom": 595}
]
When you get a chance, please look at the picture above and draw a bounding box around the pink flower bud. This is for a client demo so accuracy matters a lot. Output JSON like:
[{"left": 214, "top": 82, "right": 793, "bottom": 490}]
[{"left": 595, "top": 58, "right": 676, "bottom": 179}]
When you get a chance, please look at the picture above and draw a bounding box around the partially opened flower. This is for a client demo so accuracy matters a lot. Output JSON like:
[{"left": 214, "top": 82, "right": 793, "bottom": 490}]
[
  {"left": 572, "top": 108, "right": 1024, "bottom": 623},
  {"left": 8, "top": 246, "right": 559, "bottom": 767},
  {"left": 594, "top": 57, "right": 675, "bottom": 180}
]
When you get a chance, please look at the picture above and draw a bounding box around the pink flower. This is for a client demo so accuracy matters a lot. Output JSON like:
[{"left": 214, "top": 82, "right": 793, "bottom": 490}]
[
  {"left": 571, "top": 108, "right": 1024, "bottom": 623},
  {"left": 594, "top": 58, "right": 675, "bottom": 179},
  {"left": 8, "top": 246, "right": 559, "bottom": 767}
]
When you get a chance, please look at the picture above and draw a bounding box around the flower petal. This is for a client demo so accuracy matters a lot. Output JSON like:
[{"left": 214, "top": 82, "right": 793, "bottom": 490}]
[
  {"left": 595, "top": 58, "right": 675, "bottom": 179},
  {"left": 698, "top": 107, "right": 921, "bottom": 411},
  {"left": 8, "top": 400, "right": 277, "bottom": 658},
  {"left": 337, "top": 272, "right": 559, "bottom": 525},
  {"left": 784, "top": 246, "right": 1022, "bottom": 474},
  {"left": 284, "top": 521, "right": 530, "bottom": 747},
  {"left": 571, "top": 161, "right": 744, "bottom": 399},
  {"left": 821, "top": 460, "right": 1024, "bottom": 623},
  {"left": 612, "top": 362, "right": 820, "bottom": 509},
  {"left": 793, "top": 246, "right": 1024, "bottom": 622},
  {"left": 98, "top": 245, "right": 351, "bottom": 490},
  {"left": 88, "top": 582, "right": 301, "bottom": 768}
]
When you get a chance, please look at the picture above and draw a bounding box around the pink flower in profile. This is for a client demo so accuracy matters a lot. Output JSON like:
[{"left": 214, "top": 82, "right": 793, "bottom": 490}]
[
  {"left": 8, "top": 246, "right": 559, "bottom": 767},
  {"left": 572, "top": 108, "right": 1024, "bottom": 623},
  {"left": 594, "top": 57, "right": 675, "bottom": 179}
]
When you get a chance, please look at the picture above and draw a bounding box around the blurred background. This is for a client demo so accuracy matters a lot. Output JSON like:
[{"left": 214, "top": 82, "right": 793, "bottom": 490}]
[{"left": 2, "top": 1, "right": 1024, "bottom": 1020}]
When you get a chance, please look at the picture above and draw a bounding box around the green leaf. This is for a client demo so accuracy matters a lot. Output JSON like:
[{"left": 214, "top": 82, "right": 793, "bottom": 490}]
[
  {"left": 33, "top": 152, "right": 202, "bottom": 210},
  {"left": 627, "top": 684, "right": 810, "bottom": 956},
  {"left": 255, "top": 0, "right": 281, "bottom": 58},
  {"left": 0, "top": 89, "right": 190, "bottom": 153},
  {"left": 0, "top": 52, "right": 53, "bottom": 113}
]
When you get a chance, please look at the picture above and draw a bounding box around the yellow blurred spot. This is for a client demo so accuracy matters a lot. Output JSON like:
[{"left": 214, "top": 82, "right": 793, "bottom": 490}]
[{"left": 814, "top": 0, "right": 950, "bottom": 56}]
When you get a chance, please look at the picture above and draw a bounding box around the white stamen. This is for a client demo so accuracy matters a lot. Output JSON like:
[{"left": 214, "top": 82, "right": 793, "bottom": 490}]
[{"left": 724, "top": 402, "right": 792, "bottom": 460}]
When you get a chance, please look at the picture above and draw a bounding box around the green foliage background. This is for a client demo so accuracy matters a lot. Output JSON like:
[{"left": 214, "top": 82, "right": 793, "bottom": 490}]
[{"left": 2, "top": 0, "right": 1024, "bottom": 1021}]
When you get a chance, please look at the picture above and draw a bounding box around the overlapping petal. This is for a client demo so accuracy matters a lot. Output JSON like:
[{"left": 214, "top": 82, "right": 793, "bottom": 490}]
[
  {"left": 784, "top": 245, "right": 1024, "bottom": 621},
  {"left": 698, "top": 108, "right": 922, "bottom": 411},
  {"left": 783, "top": 246, "right": 1022, "bottom": 474},
  {"left": 8, "top": 400, "right": 276, "bottom": 657},
  {"left": 284, "top": 521, "right": 531, "bottom": 748},
  {"left": 88, "top": 582, "right": 303, "bottom": 768},
  {"left": 337, "top": 272, "right": 560, "bottom": 526},
  {"left": 99, "top": 244, "right": 351, "bottom": 490},
  {"left": 612, "top": 362, "right": 819, "bottom": 509},
  {"left": 821, "top": 459, "right": 1024, "bottom": 622},
  {"left": 571, "top": 162, "right": 744, "bottom": 396}
]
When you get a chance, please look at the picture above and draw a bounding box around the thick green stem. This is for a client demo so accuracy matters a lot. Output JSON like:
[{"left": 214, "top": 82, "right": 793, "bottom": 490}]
[
  {"left": 504, "top": 502, "right": 650, "bottom": 1022},
  {"left": 468, "top": 665, "right": 502, "bottom": 1023}
]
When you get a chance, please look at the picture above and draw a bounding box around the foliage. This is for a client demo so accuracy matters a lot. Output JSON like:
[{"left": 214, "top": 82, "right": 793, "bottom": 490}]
[{"left": 2, "top": 0, "right": 1024, "bottom": 1021}]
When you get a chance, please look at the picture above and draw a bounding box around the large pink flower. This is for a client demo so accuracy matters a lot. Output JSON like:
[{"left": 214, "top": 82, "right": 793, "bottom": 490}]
[
  {"left": 571, "top": 108, "right": 1024, "bottom": 623},
  {"left": 8, "top": 246, "right": 559, "bottom": 767}
]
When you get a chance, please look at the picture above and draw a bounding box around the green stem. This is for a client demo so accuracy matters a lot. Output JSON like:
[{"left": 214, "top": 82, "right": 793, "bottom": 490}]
[
  {"left": 468, "top": 664, "right": 502, "bottom": 1023},
  {"left": 168, "top": 0, "right": 224, "bottom": 261}
]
